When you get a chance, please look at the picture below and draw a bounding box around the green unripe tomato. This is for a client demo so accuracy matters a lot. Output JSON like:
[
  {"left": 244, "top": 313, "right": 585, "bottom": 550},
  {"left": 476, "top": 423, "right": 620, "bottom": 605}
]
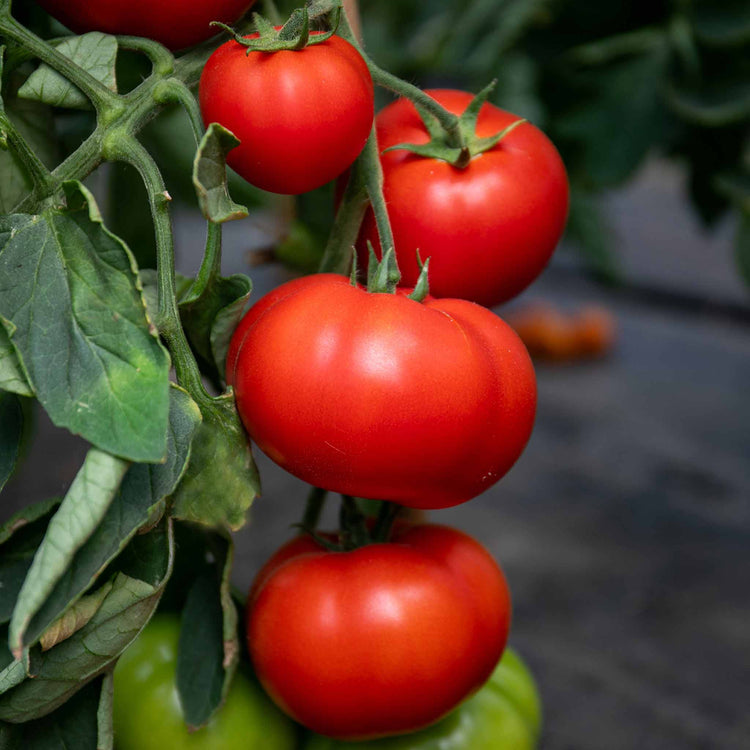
[
  {"left": 113, "top": 614, "right": 297, "bottom": 750},
  {"left": 303, "top": 647, "right": 541, "bottom": 750}
]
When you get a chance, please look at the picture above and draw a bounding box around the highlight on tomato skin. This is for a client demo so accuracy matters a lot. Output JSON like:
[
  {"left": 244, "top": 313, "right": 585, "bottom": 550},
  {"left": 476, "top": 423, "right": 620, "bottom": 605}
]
[
  {"left": 357, "top": 89, "right": 570, "bottom": 308},
  {"left": 246, "top": 524, "right": 512, "bottom": 741},
  {"left": 228, "top": 274, "right": 537, "bottom": 509},
  {"left": 35, "top": 0, "right": 256, "bottom": 51}
]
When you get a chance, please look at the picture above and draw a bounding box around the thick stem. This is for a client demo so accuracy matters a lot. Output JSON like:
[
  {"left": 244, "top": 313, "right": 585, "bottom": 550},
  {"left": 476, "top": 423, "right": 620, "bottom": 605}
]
[
  {"left": 360, "top": 126, "right": 395, "bottom": 256},
  {"left": 106, "top": 135, "right": 212, "bottom": 407},
  {"left": 372, "top": 501, "right": 401, "bottom": 543},
  {"left": 318, "top": 165, "right": 368, "bottom": 274},
  {"left": 302, "top": 487, "right": 328, "bottom": 531},
  {"left": 0, "top": 111, "right": 55, "bottom": 197}
]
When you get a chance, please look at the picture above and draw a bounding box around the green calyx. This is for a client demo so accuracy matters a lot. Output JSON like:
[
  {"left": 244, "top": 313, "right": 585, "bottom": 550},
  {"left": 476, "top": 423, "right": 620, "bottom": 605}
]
[
  {"left": 212, "top": 6, "right": 341, "bottom": 53},
  {"left": 362, "top": 246, "right": 431, "bottom": 302},
  {"left": 384, "top": 81, "right": 527, "bottom": 169}
]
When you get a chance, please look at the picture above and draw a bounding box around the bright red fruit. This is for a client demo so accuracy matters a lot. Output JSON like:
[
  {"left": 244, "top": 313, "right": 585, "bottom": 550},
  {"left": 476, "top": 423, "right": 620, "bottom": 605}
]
[
  {"left": 228, "top": 274, "right": 536, "bottom": 509},
  {"left": 200, "top": 34, "right": 373, "bottom": 194},
  {"left": 36, "top": 0, "right": 255, "bottom": 51},
  {"left": 247, "top": 524, "right": 512, "bottom": 740},
  {"left": 358, "top": 90, "right": 569, "bottom": 307}
]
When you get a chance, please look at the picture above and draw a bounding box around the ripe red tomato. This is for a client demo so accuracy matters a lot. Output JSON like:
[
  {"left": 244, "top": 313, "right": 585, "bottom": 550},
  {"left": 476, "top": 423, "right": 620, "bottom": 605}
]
[
  {"left": 228, "top": 274, "right": 536, "bottom": 509},
  {"left": 247, "top": 524, "right": 512, "bottom": 740},
  {"left": 36, "top": 0, "right": 255, "bottom": 51},
  {"left": 358, "top": 90, "right": 569, "bottom": 307},
  {"left": 199, "top": 34, "right": 373, "bottom": 195}
]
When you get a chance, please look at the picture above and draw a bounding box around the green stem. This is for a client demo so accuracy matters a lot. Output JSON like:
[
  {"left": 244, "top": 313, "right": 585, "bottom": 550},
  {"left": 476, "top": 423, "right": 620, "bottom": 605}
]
[
  {"left": 115, "top": 36, "right": 174, "bottom": 77},
  {"left": 106, "top": 135, "right": 212, "bottom": 407},
  {"left": 152, "top": 78, "right": 205, "bottom": 144},
  {"left": 372, "top": 501, "right": 401, "bottom": 542},
  {"left": 0, "top": 110, "right": 55, "bottom": 197},
  {"left": 360, "top": 126, "right": 394, "bottom": 255},
  {"left": 302, "top": 487, "right": 328, "bottom": 530},
  {"left": 339, "top": 495, "right": 369, "bottom": 550},
  {"left": 0, "top": 14, "right": 118, "bottom": 111},
  {"left": 318, "top": 164, "right": 368, "bottom": 274},
  {"left": 183, "top": 221, "right": 222, "bottom": 303}
]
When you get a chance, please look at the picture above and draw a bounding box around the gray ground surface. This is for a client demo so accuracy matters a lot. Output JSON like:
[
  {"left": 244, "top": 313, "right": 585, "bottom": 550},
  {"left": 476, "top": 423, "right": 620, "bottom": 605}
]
[{"left": 3, "top": 160, "right": 749, "bottom": 748}]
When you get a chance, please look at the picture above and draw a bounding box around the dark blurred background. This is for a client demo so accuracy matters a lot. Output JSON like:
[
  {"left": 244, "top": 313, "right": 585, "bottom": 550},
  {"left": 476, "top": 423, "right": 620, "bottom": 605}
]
[{"left": 4, "top": 1, "right": 750, "bottom": 748}]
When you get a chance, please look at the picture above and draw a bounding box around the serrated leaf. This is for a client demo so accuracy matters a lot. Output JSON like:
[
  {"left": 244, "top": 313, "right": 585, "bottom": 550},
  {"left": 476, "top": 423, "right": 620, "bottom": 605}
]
[
  {"left": 0, "top": 324, "right": 32, "bottom": 397},
  {"left": 180, "top": 274, "right": 252, "bottom": 382},
  {"left": 171, "top": 395, "right": 259, "bottom": 531},
  {"left": 176, "top": 533, "right": 238, "bottom": 729},
  {"left": 18, "top": 33, "right": 117, "bottom": 110},
  {"left": 0, "top": 392, "right": 23, "bottom": 493},
  {"left": 9, "top": 450, "right": 129, "bottom": 657},
  {"left": 193, "top": 123, "right": 248, "bottom": 223},
  {"left": 39, "top": 582, "right": 113, "bottom": 652},
  {"left": 0, "top": 181, "right": 171, "bottom": 463},
  {"left": 18, "top": 385, "right": 199, "bottom": 651},
  {"left": 0, "top": 521, "right": 173, "bottom": 723}
]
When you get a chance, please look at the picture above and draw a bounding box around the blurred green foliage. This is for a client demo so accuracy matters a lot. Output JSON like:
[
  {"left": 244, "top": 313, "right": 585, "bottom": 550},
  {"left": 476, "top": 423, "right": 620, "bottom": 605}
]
[{"left": 344, "top": 0, "right": 749, "bottom": 282}]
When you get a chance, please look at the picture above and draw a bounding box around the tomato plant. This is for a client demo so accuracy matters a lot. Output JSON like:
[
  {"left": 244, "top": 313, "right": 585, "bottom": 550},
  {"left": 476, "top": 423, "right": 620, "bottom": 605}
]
[
  {"left": 247, "top": 524, "right": 512, "bottom": 740},
  {"left": 303, "top": 646, "right": 542, "bottom": 749},
  {"left": 358, "top": 90, "right": 569, "bottom": 307},
  {"left": 200, "top": 31, "right": 374, "bottom": 194},
  {"left": 35, "top": 0, "right": 256, "bottom": 51},
  {"left": 229, "top": 273, "right": 536, "bottom": 508},
  {"left": 113, "top": 615, "right": 297, "bottom": 750}
]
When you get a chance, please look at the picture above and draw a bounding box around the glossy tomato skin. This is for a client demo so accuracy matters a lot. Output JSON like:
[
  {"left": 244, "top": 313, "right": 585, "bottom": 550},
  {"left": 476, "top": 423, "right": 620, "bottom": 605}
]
[
  {"left": 229, "top": 274, "right": 536, "bottom": 509},
  {"left": 112, "top": 615, "right": 297, "bottom": 750},
  {"left": 248, "top": 524, "right": 512, "bottom": 740},
  {"left": 303, "top": 646, "right": 542, "bottom": 749},
  {"left": 36, "top": 0, "right": 255, "bottom": 51},
  {"left": 200, "top": 34, "right": 373, "bottom": 195},
  {"left": 359, "top": 90, "right": 569, "bottom": 307}
]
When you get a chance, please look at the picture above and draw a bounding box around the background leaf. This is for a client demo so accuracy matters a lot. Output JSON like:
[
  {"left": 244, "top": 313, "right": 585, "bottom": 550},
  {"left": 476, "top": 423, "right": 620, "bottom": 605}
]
[
  {"left": 0, "top": 325, "right": 33, "bottom": 397},
  {"left": 176, "top": 532, "right": 238, "bottom": 730},
  {"left": 0, "top": 391, "right": 23, "bottom": 492},
  {"left": 18, "top": 33, "right": 117, "bottom": 110},
  {"left": 9, "top": 450, "right": 129, "bottom": 656},
  {"left": 0, "top": 181, "right": 171, "bottom": 462},
  {"left": 171, "top": 395, "right": 259, "bottom": 531},
  {"left": 17, "top": 386, "right": 199, "bottom": 651},
  {"left": 0, "top": 520, "right": 173, "bottom": 723}
]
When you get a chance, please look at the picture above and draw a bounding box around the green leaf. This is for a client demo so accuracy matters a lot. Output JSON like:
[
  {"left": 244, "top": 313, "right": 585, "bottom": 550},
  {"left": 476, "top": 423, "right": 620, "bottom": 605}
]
[
  {"left": 192, "top": 123, "right": 248, "bottom": 224},
  {"left": 171, "top": 395, "right": 259, "bottom": 531},
  {"left": 565, "top": 188, "right": 620, "bottom": 282},
  {"left": 0, "top": 181, "right": 171, "bottom": 463},
  {"left": 176, "top": 532, "right": 238, "bottom": 729},
  {"left": 0, "top": 675, "right": 105, "bottom": 749},
  {"left": 0, "top": 520, "right": 173, "bottom": 723},
  {"left": 39, "top": 583, "right": 113, "bottom": 652},
  {"left": 18, "top": 385, "right": 199, "bottom": 651},
  {"left": 18, "top": 33, "right": 117, "bottom": 110},
  {"left": 555, "top": 46, "right": 670, "bottom": 187},
  {"left": 691, "top": 0, "right": 750, "bottom": 47},
  {"left": 8, "top": 450, "right": 129, "bottom": 657},
  {"left": 96, "top": 670, "right": 114, "bottom": 750},
  {"left": 0, "top": 392, "right": 23, "bottom": 492},
  {"left": 0, "top": 324, "right": 33, "bottom": 396},
  {"left": 180, "top": 274, "right": 252, "bottom": 382},
  {"left": 0, "top": 500, "right": 59, "bottom": 626}
]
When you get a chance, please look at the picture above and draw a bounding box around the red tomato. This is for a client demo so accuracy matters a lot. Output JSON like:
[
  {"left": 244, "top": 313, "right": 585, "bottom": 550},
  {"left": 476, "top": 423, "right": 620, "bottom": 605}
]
[
  {"left": 229, "top": 274, "right": 536, "bottom": 509},
  {"left": 199, "top": 34, "right": 373, "bottom": 195},
  {"left": 358, "top": 90, "right": 569, "bottom": 307},
  {"left": 36, "top": 0, "right": 255, "bottom": 51},
  {"left": 248, "top": 524, "right": 512, "bottom": 739}
]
